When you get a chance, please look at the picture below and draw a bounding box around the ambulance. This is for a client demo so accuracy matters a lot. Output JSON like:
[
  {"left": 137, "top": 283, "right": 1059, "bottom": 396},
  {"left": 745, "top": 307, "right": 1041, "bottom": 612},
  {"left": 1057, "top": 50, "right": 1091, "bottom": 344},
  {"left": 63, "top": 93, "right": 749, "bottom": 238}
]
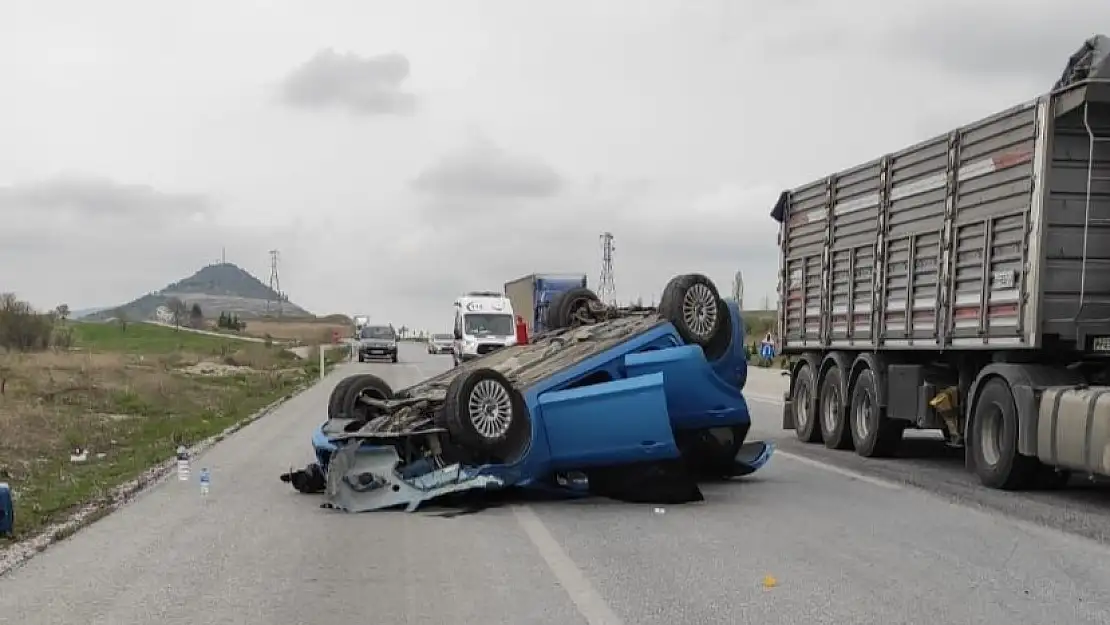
[{"left": 451, "top": 291, "right": 517, "bottom": 366}]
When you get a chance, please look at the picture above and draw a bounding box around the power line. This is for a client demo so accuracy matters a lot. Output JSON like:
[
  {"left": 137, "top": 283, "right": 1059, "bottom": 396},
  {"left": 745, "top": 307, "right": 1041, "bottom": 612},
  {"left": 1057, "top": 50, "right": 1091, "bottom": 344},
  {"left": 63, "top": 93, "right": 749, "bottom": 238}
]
[{"left": 599, "top": 232, "right": 616, "bottom": 306}]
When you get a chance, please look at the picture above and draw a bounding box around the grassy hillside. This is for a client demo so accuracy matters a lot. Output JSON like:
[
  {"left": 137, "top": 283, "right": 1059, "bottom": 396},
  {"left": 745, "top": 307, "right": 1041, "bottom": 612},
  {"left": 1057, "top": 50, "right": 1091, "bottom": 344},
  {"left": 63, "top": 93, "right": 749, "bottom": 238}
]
[{"left": 0, "top": 318, "right": 342, "bottom": 540}]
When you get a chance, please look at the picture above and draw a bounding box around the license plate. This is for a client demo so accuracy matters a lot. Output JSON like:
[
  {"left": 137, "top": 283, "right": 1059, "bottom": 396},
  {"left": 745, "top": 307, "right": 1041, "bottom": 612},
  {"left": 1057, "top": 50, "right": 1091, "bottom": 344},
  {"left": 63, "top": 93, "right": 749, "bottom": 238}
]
[
  {"left": 370, "top": 350, "right": 383, "bottom": 355},
  {"left": 1093, "top": 336, "right": 1110, "bottom": 352}
]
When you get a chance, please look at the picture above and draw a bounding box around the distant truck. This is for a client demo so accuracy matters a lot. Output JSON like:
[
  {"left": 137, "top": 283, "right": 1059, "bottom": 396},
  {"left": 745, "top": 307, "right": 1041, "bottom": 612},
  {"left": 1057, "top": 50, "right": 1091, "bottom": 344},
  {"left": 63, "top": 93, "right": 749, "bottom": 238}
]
[
  {"left": 775, "top": 38, "right": 1110, "bottom": 490},
  {"left": 353, "top": 315, "right": 369, "bottom": 333},
  {"left": 452, "top": 291, "right": 517, "bottom": 366},
  {"left": 504, "top": 273, "right": 589, "bottom": 337}
]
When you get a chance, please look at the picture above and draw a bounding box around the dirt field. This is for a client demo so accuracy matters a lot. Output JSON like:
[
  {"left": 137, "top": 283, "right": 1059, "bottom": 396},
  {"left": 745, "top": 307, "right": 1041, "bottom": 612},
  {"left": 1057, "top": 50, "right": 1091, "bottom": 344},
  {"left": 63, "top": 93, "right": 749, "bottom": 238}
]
[
  {"left": 0, "top": 322, "right": 333, "bottom": 540},
  {"left": 232, "top": 319, "right": 352, "bottom": 344}
]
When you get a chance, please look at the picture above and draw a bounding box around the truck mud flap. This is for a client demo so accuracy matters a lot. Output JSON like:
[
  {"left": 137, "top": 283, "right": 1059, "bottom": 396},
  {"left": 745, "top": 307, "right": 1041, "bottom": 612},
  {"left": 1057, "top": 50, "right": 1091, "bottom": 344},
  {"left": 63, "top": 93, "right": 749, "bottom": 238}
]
[{"left": 322, "top": 443, "right": 506, "bottom": 513}]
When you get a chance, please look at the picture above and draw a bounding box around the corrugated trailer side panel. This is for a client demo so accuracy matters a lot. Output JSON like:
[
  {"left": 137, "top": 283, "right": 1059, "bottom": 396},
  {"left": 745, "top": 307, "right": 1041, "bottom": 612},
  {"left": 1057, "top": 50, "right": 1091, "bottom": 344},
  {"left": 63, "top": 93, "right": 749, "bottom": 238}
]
[
  {"left": 780, "top": 179, "right": 828, "bottom": 348},
  {"left": 780, "top": 98, "right": 1045, "bottom": 352}
]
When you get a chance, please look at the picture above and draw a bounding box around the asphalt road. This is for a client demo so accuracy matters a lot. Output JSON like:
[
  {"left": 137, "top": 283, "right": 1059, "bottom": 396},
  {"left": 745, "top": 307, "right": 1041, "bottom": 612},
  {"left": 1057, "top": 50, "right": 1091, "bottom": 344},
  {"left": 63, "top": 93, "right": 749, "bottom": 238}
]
[{"left": 1, "top": 343, "right": 1109, "bottom": 625}]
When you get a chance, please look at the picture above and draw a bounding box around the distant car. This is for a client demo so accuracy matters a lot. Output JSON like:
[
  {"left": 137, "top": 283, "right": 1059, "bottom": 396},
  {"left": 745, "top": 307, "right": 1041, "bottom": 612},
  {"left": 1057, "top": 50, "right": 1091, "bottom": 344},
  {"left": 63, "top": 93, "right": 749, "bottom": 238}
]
[
  {"left": 357, "top": 325, "right": 398, "bottom": 363},
  {"left": 427, "top": 333, "right": 453, "bottom": 354}
]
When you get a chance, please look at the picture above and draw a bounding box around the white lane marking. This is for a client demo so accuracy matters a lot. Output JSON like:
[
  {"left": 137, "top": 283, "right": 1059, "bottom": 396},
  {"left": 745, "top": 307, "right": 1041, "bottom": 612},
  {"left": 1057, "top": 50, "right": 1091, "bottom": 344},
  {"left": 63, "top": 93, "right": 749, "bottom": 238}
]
[
  {"left": 513, "top": 505, "right": 626, "bottom": 625},
  {"left": 745, "top": 389, "right": 902, "bottom": 489},
  {"left": 745, "top": 392, "right": 784, "bottom": 405},
  {"left": 774, "top": 450, "right": 903, "bottom": 490}
]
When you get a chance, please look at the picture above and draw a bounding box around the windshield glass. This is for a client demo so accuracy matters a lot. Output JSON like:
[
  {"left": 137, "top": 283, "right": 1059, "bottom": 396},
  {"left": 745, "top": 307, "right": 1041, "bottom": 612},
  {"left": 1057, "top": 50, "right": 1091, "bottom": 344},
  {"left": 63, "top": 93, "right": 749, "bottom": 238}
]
[
  {"left": 463, "top": 313, "right": 514, "bottom": 336},
  {"left": 360, "top": 325, "right": 395, "bottom": 340},
  {"left": 433, "top": 333, "right": 453, "bottom": 341}
]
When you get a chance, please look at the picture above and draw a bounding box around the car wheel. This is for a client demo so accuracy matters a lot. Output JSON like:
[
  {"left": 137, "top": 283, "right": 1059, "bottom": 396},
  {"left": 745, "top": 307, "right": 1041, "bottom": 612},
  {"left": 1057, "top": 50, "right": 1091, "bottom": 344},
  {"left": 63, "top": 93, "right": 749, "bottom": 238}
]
[
  {"left": 818, "top": 365, "right": 852, "bottom": 450},
  {"left": 438, "top": 367, "right": 531, "bottom": 461},
  {"left": 792, "top": 363, "right": 821, "bottom": 443},
  {"left": 849, "top": 368, "right": 904, "bottom": 457},
  {"left": 340, "top": 374, "right": 394, "bottom": 422},
  {"left": 658, "top": 274, "right": 731, "bottom": 360},
  {"left": 327, "top": 374, "right": 364, "bottom": 419},
  {"left": 971, "top": 377, "right": 1038, "bottom": 490},
  {"left": 547, "top": 287, "right": 603, "bottom": 330}
]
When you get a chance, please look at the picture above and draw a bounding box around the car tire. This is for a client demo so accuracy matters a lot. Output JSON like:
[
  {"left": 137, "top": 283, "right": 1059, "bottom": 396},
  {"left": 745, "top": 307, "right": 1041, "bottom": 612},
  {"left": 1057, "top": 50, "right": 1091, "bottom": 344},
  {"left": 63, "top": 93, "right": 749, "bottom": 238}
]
[
  {"left": 438, "top": 367, "right": 531, "bottom": 461},
  {"left": 658, "top": 274, "right": 731, "bottom": 361},
  {"left": 792, "top": 363, "right": 821, "bottom": 443},
  {"left": 341, "top": 374, "right": 394, "bottom": 422},
  {"left": 818, "top": 365, "right": 852, "bottom": 450},
  {"left": 327, "top": 374, "right": 363, "bottom": 419},
  {"left": 849, "top": 368, "right": 903, "bottom": 457},
  {"left": 971, "top": 377, "right": 1038, "bottom": 490},
  {"left": 547, "top": 287, "right": 603, "bottom": 330}
]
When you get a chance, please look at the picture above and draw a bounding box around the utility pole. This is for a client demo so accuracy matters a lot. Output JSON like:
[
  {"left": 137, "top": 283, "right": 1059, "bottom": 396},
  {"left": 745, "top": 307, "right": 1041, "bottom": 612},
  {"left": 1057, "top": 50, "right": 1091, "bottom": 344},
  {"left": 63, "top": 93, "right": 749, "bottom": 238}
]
[
  {"left": 267, "top": 249, "right": 282, "bottom": 318},
  {"left": 599, "top": 232, "right": 616, "bottom": 307}
]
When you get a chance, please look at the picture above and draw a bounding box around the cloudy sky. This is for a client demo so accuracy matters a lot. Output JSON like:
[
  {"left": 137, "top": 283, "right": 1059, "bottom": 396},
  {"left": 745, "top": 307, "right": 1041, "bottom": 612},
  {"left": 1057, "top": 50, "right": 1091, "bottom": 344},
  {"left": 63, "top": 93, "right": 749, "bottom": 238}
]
[{"left": 1, "top": 0, "right": 1107, "bottom": 330}]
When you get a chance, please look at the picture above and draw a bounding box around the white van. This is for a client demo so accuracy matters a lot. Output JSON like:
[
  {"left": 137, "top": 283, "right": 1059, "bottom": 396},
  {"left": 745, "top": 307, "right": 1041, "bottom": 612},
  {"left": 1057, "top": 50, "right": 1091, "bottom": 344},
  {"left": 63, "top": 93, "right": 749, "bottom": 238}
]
[{"left": 452, "top": 291, "right": 517, "bottom": 366}]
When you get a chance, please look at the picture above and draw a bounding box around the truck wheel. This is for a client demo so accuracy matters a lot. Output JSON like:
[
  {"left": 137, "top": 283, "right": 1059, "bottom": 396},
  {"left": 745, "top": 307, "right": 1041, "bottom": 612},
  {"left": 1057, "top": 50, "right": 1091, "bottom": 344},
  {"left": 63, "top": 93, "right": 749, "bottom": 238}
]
[
  {"left": 849, "top": 369, "right": 903, "bottom": 457},
  {"left": 971, "top": 377, "right": 1038, "bottom": 490},
  {"left": 440, "top": 367, "right": 531, "bottom": 461},
  {"left": 818, "top": 365, "right": 852, "bottom": 450},
  {"left": 358, "top": 353, "right": 365, "bottom": 363},
  {"left": 792, "top": 364, "right": 821, "bottom": 443},
  {"left": 327, "top": 374, "right": 363, "bottom": 419},
  {"left": 391, "top": 352, "right": 399, "bottom": 363},
  {"left": 659, "top": 274, "right": 731, "bottom": 360},
  {"left": 341, "top": 374, "right": 394, "bottom": 422},
  {"left": 547, "top": 287, "right": 602, "bottom": 330}
]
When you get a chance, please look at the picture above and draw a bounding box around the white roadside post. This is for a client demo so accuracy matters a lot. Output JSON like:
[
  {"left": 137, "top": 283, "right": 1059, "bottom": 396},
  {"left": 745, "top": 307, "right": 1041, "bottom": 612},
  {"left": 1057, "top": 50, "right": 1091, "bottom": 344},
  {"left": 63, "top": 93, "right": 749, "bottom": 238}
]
[{"left": 319, "top": 346, "right": 325, "bottom": 381}]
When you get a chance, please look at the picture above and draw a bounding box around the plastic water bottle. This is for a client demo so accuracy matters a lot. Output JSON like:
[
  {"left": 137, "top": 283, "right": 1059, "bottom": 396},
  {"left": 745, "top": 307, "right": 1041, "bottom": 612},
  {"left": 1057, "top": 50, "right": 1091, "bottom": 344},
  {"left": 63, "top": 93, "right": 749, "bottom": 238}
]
[
  {"left": 199, "top": 468, "right": 211, "bottom": 496},
  {"left": 176, "top": 446, "right": 190, "bottom": 481}
]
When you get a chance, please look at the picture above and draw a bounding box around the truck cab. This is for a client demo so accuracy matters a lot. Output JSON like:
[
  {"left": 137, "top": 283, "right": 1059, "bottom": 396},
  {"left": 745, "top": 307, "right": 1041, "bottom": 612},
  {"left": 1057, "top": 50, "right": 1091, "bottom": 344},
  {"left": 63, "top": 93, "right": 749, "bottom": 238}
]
[{"left": 452, "top": 292, "right": 517, "bottom": 366}]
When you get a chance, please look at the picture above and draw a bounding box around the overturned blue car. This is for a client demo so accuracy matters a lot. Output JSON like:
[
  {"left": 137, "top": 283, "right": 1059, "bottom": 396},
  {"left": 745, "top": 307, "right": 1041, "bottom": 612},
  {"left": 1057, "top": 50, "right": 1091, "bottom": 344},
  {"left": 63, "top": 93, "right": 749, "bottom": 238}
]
[{"left": 280, "top": 273, "right": 774, "bottom": 512}]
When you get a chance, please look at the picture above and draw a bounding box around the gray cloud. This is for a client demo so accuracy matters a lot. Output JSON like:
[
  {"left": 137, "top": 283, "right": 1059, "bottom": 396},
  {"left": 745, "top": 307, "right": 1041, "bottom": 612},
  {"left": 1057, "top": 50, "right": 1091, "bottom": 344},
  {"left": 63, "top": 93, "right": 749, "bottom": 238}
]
[
  {"left": 0, "top": 175, "right": 280, "bottom": 311},
  {"left": 391, "top": 142, "right": 780, "bottom": 319},
  {"left": 0, "top": 176, "right": 213, "bottom": 221},
  {"left": 411, "top": 139, "right": 563, "bottom": 199},
  {"left": 279, "top": 49, "right": 417, "bottom": 116},
  {"left": 881, "top": 10, "right": 1110, "bottom": 82}
]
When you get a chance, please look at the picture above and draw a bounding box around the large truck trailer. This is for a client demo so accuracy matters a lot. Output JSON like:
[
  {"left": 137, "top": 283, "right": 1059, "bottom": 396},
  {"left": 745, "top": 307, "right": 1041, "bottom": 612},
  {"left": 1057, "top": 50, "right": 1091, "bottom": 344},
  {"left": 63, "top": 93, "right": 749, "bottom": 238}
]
[
  {"left": 505, "top": 273, "right": 589, "bottom": 337},
  {"left": 775, "top": 37, "right": 1110, "bottom": 490}
]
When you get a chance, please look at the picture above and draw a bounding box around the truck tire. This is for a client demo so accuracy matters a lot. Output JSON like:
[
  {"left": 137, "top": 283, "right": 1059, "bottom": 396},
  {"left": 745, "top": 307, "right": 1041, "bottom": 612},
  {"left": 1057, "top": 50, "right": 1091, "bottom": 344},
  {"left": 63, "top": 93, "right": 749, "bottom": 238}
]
[
  {"left": 970, "top": 377, "right": 1038, "bottom": 490},
  {"left": 327, "top": 374, "right": 364, "bottom": 419},
  {"left": 792, "top": 363, "right": 821, "bottom": 443},
  {"left": 391, "top": 352, "right": 399, "bottom": 363},
  {"left": 547, "top": 287, "right": 602, "bottom": 330},
  {"left": 439, "top": 367, "right": 531, "bottom": 461},
  {"left": 341, "top": 374, "right": 394, "bottom": 422},
  {"left": 849, "top": 369, "right": 904, "bottom": 457},
  {"left": 818, "top": 365, "right": 852, "bottom": 450},
  {"left": 659, "top": 274, "right": 731, "bottom": 361}
]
